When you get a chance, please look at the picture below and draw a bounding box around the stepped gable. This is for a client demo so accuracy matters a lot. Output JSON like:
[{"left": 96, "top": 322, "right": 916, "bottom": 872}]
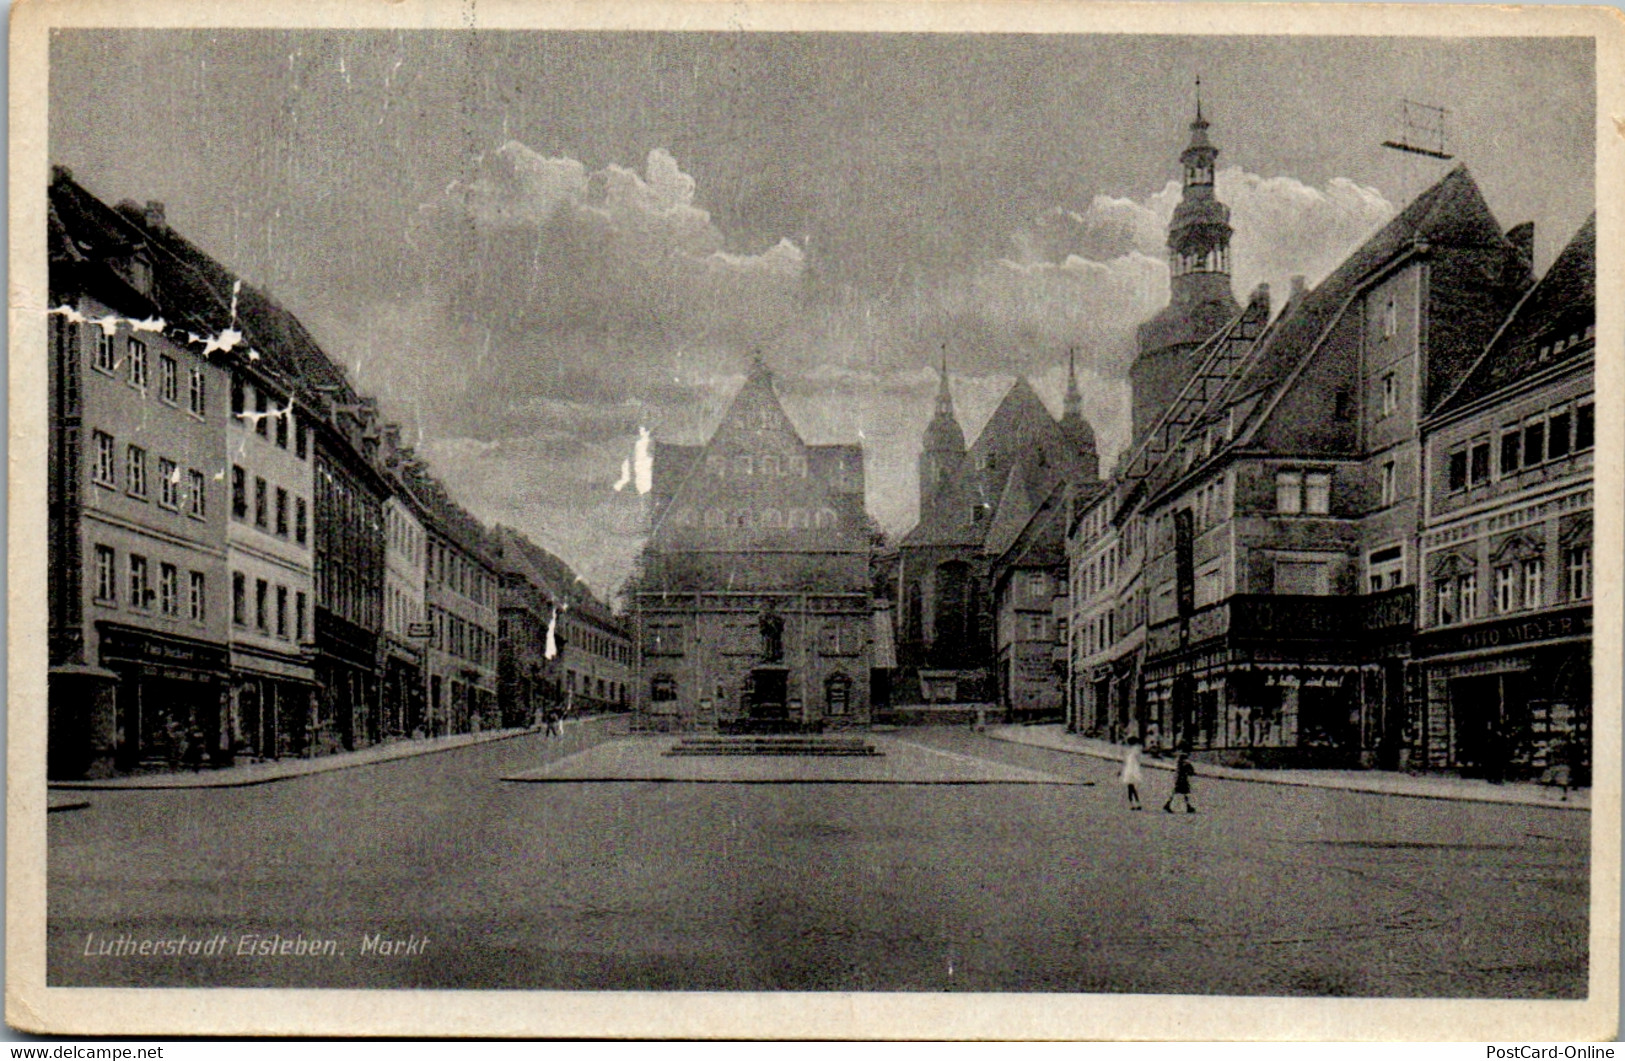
[
  {"left": 648, "top": 357, "right": 869, "bottom": 553},
  {"left": 1436, "top": 213, "right": 1596, "bottom": 415}
]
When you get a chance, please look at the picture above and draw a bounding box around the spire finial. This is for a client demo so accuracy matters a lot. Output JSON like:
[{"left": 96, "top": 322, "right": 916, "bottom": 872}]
[{"left": 1195, "top": 74, "right": 1203, "bottom": 122}]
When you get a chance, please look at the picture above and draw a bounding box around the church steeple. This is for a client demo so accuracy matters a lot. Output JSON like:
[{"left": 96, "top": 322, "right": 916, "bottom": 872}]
[
  {"left": 1168, "top": 78, "right": 1233, "bottom": 291},
  {"left": 1057, "top": 348, "right": 1099, "bottom": 481},
  {"left": 920, "top": 348, "right": 967, "bottom": 514}
]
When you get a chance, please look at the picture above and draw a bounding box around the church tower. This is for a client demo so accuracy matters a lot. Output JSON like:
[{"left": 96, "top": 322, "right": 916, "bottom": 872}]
[
  {"left": 1130, "top": 81, "right": 1241, "bottom": 444},
  {"left": 919, "top": 352, "right": 967, "bottom": 516},
  {"left": 1057, "top": 348, "right": 1100, "bottom": 481}
]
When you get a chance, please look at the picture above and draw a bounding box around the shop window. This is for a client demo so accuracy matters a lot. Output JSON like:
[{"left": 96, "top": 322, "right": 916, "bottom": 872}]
[{"left": 1567, "top": 546, "right": 1592, "bottom": 601}]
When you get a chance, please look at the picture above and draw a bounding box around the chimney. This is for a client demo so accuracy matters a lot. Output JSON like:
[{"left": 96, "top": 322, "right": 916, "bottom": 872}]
[
  {"left": 51, "top": 164, "right": 74, "bottom": 185},
  {"left": 143, "top": 201, "right": 166, "bottom": 230},
  {"left": 1506, "top": 222, "right": 1535, "bottom": 267}
]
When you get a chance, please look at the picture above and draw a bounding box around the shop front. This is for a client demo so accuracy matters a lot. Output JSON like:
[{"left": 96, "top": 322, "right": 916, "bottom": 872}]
[
  {"left": 95, "top": 622, "right": 230, "bottom": 772},
  {"left": 229, "top": 647, "right": 317, "bottom": 761},
  {"left": 1412, "top": 605, "right": 1591, "bottom": 781},
  {"left": 315, "top": 609, "right": 380, "bottom": 752}
]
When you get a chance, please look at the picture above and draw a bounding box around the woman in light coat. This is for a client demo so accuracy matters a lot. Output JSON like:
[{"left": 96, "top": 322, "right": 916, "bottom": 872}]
[{"left": 1120, "top": 737, "right": 1144, "bottom": 810}]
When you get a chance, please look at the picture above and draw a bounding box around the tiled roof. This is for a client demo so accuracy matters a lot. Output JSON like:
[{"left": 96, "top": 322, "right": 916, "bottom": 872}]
[{"left": 1435, "top": 213, "right": 1595, "bottom": 415}]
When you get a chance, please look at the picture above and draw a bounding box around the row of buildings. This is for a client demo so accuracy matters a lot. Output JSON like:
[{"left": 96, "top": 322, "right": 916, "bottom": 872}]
[
  {"left": 1055, "top": 107, "right": 1594, "bottom": 778},
  {"left": 46, "top": 169, "right": 631, "bottom": 778},
  {"left": 619, "top": 99, "right": 1594, "bottom": 781}
]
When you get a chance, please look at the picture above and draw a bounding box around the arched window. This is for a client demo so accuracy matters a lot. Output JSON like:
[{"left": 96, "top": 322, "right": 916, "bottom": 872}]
[{"left": 825, "top": 673, "right": 852, "bottom": 716}]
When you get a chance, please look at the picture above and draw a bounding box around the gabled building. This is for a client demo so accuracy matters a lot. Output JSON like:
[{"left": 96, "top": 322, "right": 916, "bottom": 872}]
[
  {"left": 1412, "top": 215, "right": 1595, "bottom": 780},
  {"left": 897, "top": 354, "right": 1099, "bottom": 708},
  {"left": 628, "top": 355, "right": 876, "bottom": 731},
  {"left": 988, "top": 480, "right": 1083, "bottom": 719}
]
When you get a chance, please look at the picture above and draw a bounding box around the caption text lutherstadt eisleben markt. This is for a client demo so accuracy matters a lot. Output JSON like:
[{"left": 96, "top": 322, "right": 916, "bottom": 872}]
[{"left": 79, "top": 931, "right": 429, "bottom": 957}]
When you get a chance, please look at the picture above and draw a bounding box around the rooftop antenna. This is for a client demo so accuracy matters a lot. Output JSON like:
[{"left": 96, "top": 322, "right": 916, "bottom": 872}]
[{"left": 1382, "top": 99, "right": 1454, "bottom": 160}]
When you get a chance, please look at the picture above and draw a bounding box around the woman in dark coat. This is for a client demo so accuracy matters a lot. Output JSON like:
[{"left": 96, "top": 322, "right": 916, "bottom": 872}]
[{"left": 1164, "top": 749, "right": 1197, "bottom": 813}]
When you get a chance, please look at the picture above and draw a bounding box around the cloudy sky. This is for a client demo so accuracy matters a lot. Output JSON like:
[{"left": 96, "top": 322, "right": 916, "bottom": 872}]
[{"left": 49, "top": 31, "right": 1595, "bottom": 598}]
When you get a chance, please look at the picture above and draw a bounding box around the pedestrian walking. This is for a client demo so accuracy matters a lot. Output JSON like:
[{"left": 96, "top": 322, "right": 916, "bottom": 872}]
[
  {"left": 1163, "top": 749, "right": 1197, "bottom": 814},
  {"left": 1120, "top": 737, "right": 1144, "bottom": 810},
  {"left": 545, "top": 708, "right": 563, "bottom": 738}
]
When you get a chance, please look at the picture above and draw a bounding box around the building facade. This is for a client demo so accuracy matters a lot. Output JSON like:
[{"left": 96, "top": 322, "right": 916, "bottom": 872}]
[
  {"left": 1412, "top": 216, "right": 1594, "bottom": 780},
  {"left": 628, "top": 356, "right": 876, "bottom": 731},
  {"left": 989, "top": 483, "right": 1076, "bottom": 720},
  {"left": 416, "top": 480, "right": 500, "bottom": 735},
  {"left": 48, "top": 173, "right": 232, "bottom": 777},
  {"left": 380, "top": 442, "right": 429, "bottom": 740}
]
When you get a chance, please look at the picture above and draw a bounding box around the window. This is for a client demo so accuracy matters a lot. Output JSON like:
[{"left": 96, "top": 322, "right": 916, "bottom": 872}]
[
  {"left": 94, "top": 330, "right": 116, "bottom": 374},
  {"left": 296, "top": 497, "right": 307, "bottom": 544},
  {"left": 158, "top": 458, "right": 178, "bottom": 509},
  {"left": 1382, "top": 295, "right": 1398, "bottom": 338},
  {"left": 1522, "top": 418, "right": 1545, "bottom": 467},
  {"left": 1548, "top": 408, "right": 1572, "bottom": 459},
  {"left": 1469, "top": 442, "right": 1491, "bottom": 486},
  {"left": 1275, "top": 559, "right": 1331, "bottom": 596},
  {"left": 1521, "top": 557, "right": 1544, "bottom": 610},
  {"left": 1447, "top": 449, "right": 1468, "bottom": 493},
  {"left": 94, "top": 545, "right": 116, "bottom": 603},
  {"left": 1368, "top": 546, "right": 1404, "bottom": 592},
  {"left": 159, "top": 354, "right": 178, "bottom": 404},
  {"left": 275, "top": 487, "right": 289, "bottom": 537},
  {"left": 126, "top": 445, "right": 148, "bottom": 499},
  {"left": 1021, "top": 614, "right": 1048, "bottom": 640},
  {"left": 1275, "top": 471, "right": 1303, "bottom": 514},
  {"left": 93, "top": 431, "right": 117, "bottom": 487},
  {"left": 1499, "top": 430, "right": 1521, "bottom": 478},
  {"left": 1195, "top": 562, "right": 1224, "bottom": 608},
  {"left": 295, "top": 420, "right": 308, "bottom": 460},
  {"left": 1494, "top": 565, "right": 1516, "bottom": 614},
  {"left": 188, "top": 470, "right": 206, "bottom": 519},
  {"left": 159, "top": 563, "right": 178, "bottom": 616},
  {"left": 735, "top": 454, "right": 753, "bottom": 476},
  {"left": 1576, "top": 402, "right": 1594, "bottom": 451},
  {"left": 189, "top": 571, "right": 206, "bottom": 622},
  {"left": 1380, "top": 372, "right": 1397, "bottom": 416},
  {"left": 254, "top": 476, "right": 268, "bottom": 528},
  {"left": 231, "top": 466, "right": 246, "bottom": 518},
  {"left": 276, "top": 586, "right": 289, "bottom": 638},
  {"left": 276, "top": 408, "right": 288, "bottom": 449},
  {"left": 126, "top": 339, "right": 147, "bottom": 389},
  {"left": 1304, "top": 472, "right": 1331, "bottom": 514},
  {"left": 651, "top": 675, "right": 677, "bottom": 703},
  {"left": 255, "top": 578, "right": 269, "bottom": 632},
  {"left": 1456, "top": 571, "right": 1482, "bottom": 620},
  {"left": 233, "top": 572, "right": 247, "bottom": 625},
  {"left": 296, "top": 592, "right": 307, "bottom": 641},
  {"left": 128, "top": 554, "right": 150, "bottom": 611},
  {"left": 1025, "top": 571, "right": 1048, "bottom": 600},
  {"left": 189, "top": 367, "right": 206, "bottom": 417},
  {"left": 231, "top": 373, "right": 245, "bottom": 417},
  {"left": 1567, "top": 546, "right": 1592, "bottom": 601},
  {"left": 1380, "top": 461, "right": 1397, "bottom": 507},
  {"left": 254, "top": 388, "right": 269, "bottom": 437},
  {"left": 825, "top": 674, "right": 852, "bottom": 716},
  {"left": 1434, "top": 579, "right": 1456, "bottom": 625}
]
